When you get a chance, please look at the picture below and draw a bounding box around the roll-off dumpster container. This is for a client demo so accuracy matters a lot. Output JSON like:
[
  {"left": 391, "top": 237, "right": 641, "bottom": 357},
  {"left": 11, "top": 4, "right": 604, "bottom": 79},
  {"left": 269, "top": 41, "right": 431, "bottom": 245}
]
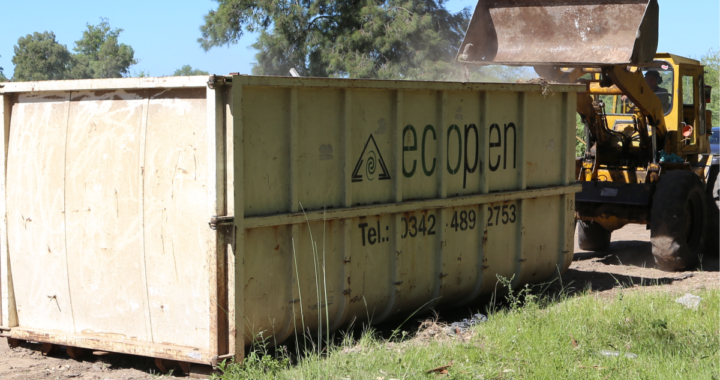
[{"left": 0, "top": 75, "right": 582, "bottom": 365}]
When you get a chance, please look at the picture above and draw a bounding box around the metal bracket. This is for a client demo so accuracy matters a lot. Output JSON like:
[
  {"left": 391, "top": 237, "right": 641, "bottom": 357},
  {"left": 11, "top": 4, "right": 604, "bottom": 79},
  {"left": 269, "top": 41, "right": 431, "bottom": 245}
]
[
  {"left": 209, "top": 216, "right": 235, "bottom": 230},
  {"left": 211, "top": 353, "right": 235, "bottom": 367}
]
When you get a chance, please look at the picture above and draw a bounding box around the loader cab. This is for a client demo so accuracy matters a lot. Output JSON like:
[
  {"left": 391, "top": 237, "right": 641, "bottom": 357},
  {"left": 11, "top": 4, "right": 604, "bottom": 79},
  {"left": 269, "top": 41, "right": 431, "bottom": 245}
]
[
  {"left": 597, "top": 54, "right": 710, "bottom": 160},
  {"left": 654, "top": 53, "right": 711, "bottom": 157}
]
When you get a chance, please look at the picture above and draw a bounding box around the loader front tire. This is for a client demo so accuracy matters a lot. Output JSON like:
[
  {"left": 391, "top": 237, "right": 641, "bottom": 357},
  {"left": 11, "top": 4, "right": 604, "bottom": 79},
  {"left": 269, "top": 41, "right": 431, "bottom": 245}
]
[
  {"left": 651, "top": 170, "right": 707, "bottom": 271},
  {"left": 577, "top": 220, "right": 611, "bottom": 251}
]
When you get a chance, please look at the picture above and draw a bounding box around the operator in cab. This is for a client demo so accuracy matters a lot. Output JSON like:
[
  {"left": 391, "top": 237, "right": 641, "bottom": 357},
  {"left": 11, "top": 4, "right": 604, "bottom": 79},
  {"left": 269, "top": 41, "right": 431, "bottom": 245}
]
[
  {"left": 644, "top": 70, "right": 671, "bottom": 113},
  {"left": 622, "top": 70, "right": 671, "bottom": 114}
]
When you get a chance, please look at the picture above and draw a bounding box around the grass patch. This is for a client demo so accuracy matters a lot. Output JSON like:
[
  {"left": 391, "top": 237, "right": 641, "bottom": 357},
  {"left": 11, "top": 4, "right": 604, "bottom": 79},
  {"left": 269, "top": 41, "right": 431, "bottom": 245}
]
[{"left": 214, "top": 286, "right": 719, "bottom": 380}]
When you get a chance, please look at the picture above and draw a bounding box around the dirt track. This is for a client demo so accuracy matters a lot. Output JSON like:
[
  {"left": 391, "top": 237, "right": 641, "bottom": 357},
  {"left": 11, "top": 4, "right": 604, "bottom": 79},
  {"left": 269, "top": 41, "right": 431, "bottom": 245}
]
[
  {"left": 0, "top": 224, "right": 716, "bottom": 379},
  {"left": 566, "top": 224, "right": 718, "bottom": 296}
]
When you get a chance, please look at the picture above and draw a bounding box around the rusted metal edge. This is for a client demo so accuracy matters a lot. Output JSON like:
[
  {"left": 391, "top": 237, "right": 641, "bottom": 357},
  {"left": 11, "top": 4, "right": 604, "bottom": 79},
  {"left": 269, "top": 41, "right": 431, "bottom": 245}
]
[
  {"left": 234, "top": 75, "right": 585, "bottom": 93},
  {"left": 244, "top": 184, "right": 581, "bottom": 229},
  {"left": 9, "top": 328, "right": 212, "bottom": 364}
]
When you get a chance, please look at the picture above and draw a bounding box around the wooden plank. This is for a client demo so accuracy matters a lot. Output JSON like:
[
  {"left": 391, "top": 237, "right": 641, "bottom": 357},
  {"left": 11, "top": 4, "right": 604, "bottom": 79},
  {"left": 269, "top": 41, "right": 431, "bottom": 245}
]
[{"left": 10, "top": 327, "right": 212, "bottom": 364}]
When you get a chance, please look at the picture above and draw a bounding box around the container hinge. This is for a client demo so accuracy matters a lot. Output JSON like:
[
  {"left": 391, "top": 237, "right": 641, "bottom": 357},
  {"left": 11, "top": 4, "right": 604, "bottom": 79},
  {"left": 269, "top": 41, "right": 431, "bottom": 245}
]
[
  {"left": 209, "top": 216, "right": 234, "bottom": 230},
  {"left": 207, "top": 75, "right": 217, "bottom": 89},
  {"left": 208, "top": 75, "right": 232, "bottom": 89}
]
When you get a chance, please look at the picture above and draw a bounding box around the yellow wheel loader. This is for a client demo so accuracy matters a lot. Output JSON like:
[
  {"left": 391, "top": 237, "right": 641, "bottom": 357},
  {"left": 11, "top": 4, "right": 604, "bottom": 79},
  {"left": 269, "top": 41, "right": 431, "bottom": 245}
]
[{"left": 457, "top": 0, "right": 717, "bottom": 271}]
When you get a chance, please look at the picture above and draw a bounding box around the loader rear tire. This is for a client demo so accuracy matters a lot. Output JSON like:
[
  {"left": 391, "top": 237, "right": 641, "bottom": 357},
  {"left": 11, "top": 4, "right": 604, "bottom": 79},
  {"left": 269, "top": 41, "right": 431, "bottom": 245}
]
[
  {"left": 577, "top": 220, "right": 611, "bottom": 251},
  {"left": 651, "top": 170, "right": 707, "bottom": 271},
  {"left": 705, "top": 164, "right": 719, "bottom": 256}
]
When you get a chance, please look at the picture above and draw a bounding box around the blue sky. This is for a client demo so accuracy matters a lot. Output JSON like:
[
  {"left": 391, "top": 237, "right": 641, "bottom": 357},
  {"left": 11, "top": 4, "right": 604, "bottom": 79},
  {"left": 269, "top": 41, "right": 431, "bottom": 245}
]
[{"left": 1, "top": 0, "right": 718, "bottom": 79}]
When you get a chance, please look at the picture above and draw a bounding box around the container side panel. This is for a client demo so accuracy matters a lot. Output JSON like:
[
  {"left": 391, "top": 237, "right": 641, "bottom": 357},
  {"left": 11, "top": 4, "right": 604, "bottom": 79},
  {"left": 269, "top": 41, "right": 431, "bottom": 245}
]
[
  {"left": 525, "top": 93, "right": 563, "bottom": 188},
  {"left": 64, "top": 90, "right": 147, "bottom": 339},
  {"left": 339, "top": 215, "right": 392, "bottom": 325},
  {"left": 477, "top": 200, "right": 519, "bottom": 294},
  {"left": 445, "top": 91, "right": 483, "bottom": 197},
  {"left": 6, "top": 93, "right": 74, "bottom": 331},
  {"left": 517, "top": 196, "right": 562, "bottom": 285},
  {"left": 485, "top": 93, "right": 521, "bottom": 192},
  {"left": 391, "top": 210, "right": 438, "bottom": 315},
  {"left": 297, "top": 89, "right": 343, "bottom": 211},
  {"left": 399, "top": 90, "right": 439, "bottom": 201},
  {"left": 350, "top": 90, "right": 393, "bottom": 206},
  {"left": 437, "top": 205, "right": 482, "bottom": 305},
  {"left": 243, "top": 219, "right": 345, "bottom": 345},
  {"left": 243, "top": 88, "right": 290, "bottom": 216},
  {"left": 293, "top": 220, "right": 342, "bottom": 338},
  {"left": 143, "top": 88, "right": 212, "bottom": 349},
  {"left": 243, "top": 226, "right": 293, "bottom": 343}
]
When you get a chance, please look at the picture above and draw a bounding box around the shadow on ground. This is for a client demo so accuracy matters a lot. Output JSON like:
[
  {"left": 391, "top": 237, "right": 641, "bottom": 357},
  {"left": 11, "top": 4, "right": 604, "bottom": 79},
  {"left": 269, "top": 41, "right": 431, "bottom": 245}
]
[
  {"left": 574, "top": 239, "right": 719, "bottom": 272},
  {"left": 557, "top": 268, "right": 694, "bottom": 294}
]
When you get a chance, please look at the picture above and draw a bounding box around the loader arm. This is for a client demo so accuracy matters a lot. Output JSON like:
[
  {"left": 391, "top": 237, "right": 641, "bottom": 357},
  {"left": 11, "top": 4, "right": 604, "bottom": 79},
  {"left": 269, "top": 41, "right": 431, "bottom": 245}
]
[{"left": 606, "top": 65, "right": 667, "bottom": 138}]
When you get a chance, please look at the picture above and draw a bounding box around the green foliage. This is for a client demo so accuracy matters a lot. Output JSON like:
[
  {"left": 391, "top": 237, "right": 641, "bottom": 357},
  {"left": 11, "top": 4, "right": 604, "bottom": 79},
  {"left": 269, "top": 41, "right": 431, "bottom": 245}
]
[
  {"left": 0, "top": 55, "right": 7, "bottom": 82},
  {"left": 11, "top": 18, "right": 136, "bottom": 82},
  {"left": 199, "top": 0, "right": 526, "bottom": 81},
  {"left": 70, "top": 18, "right": 137, "bottom": 79},
  {"left": 701, "top": 48, "right": 719, "bottom": 126},
  {"left": 576, "top": 114, "right": 586, "bottom": 158},
  {"left": 212, "top": 333, "right": 290, "bottom": 379},
  {"left": 214, "top": 289, "right": 719, "bottom": 379},
  {"left": 12, "top": 31, "right": 73, "bottom": 81},
  {"left": 173, "top": 65, "right": 209, "bottom": 76}
]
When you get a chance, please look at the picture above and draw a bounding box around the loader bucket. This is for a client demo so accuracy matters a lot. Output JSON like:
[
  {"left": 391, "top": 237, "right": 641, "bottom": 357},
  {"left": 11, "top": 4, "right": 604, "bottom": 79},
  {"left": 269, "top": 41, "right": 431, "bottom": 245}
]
[{"left": 456, "top": 0, "right": 659, "bottom": 67}]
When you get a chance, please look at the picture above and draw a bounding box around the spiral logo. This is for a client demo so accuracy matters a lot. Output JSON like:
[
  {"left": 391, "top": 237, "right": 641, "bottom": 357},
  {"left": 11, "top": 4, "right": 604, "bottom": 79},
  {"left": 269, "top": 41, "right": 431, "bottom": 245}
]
[
  {"left": 351, "top": 134, "right": 390, "bottom": 183},
  {"left": 366, "top": 150, "right": 377, "bottom": 181}
]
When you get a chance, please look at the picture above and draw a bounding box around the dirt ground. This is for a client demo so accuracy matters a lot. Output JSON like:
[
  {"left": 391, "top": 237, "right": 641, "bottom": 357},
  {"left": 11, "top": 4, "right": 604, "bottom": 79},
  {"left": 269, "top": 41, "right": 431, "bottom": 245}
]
[
  {"left": 566, "top": 223, "right": 718, "bottom": 296},
  {"left": 0, "top": 344, "right": 188, "bottom": 379},
  {"left": 0, "top": 224, "right": 716, "bottom": 379}
]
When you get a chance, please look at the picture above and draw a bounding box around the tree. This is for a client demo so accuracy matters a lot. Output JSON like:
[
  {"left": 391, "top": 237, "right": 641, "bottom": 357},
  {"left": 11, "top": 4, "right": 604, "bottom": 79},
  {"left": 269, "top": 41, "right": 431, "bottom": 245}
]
[
  {"left": 199, "top": 0, "right": 476, "bottom": 80},
  {"left": 173, "top": 65, "right": 209, "bottom": 76},
  {"left": 71, "top": 18, "right": 137, "bottom": 79},
  {"left": 10, "top": 19, "right": 136, "bottom": 82},
  {"left": 12, "top": 32, "right": 73, "bottom": 81},
  {"left": 0, "top": 55, "right": 7, "bottom": 82}
]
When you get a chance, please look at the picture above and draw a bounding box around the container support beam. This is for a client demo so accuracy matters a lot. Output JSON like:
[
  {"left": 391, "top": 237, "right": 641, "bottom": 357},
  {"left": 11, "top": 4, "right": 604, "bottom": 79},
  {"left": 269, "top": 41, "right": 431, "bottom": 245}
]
[{"left": 231, "top": 79, "right": 246, "bottom": 364}]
